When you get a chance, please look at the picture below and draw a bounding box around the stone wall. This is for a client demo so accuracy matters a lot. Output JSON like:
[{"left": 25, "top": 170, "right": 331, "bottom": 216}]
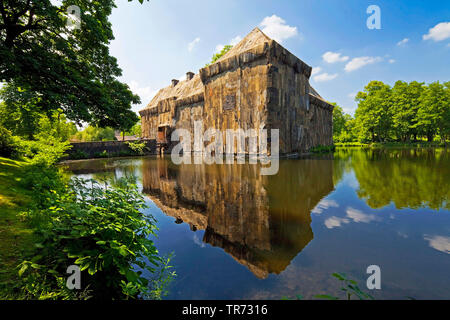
[
  {"left": 268, "top": 54, "right": 333, "bottom": 153},
  {"left": 140, "top": 39, "right": 333, "bottom": 155},
  {"left": 201, "top": 58, "right": 270, "bottom": 154}
]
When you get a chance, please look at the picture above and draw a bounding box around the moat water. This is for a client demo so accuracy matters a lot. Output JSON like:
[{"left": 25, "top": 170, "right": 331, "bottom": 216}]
[{"left": 64, "top": 148, "right": 450, "bottom": 299}]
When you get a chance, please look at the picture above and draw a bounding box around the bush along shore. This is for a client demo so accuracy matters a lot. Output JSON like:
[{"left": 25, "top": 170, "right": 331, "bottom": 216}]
[
  {"left": 67, "top": 140, "right": 156, "bottom": 160},
  {"left": 334, "top": 141, "right": 449, "bottom": 148},
  {"left": 0, "top": 134, "right": 175, "bottom": 300}
]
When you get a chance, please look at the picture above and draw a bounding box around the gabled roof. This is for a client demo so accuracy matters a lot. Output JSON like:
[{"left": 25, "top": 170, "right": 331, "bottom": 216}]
[
  {"left": 216, "top": 27, "right": 271, "bottom": 62},
  {"left": 308, "top": 85, "right": 334, "bottom": 111},
  {"left": 140, "top": 27, "right": 333, "bottom": 114},
  {"left": 141, "top": 73, "right": 203, "bottom": 112},
  {"left": 309, "top": 85, "right": 325, "bottom": 100}
]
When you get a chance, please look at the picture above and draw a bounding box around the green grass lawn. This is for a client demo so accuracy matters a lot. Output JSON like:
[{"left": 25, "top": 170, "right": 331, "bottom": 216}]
[{"left": 0, "top": 157, "right": 36, "bottom": 298}]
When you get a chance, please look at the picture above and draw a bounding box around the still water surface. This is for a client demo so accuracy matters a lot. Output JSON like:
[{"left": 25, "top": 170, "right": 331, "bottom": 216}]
[{"left": 65, "top": 148, "right": 450, "bottom": 299}]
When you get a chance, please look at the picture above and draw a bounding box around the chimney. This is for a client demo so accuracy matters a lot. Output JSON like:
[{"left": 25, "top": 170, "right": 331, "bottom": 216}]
[
  {"left": 186, "top": 72, "right": 195, "bottom": 81},
  {"left": 171, "top": 79, "right": 179, "bottom": 87}
]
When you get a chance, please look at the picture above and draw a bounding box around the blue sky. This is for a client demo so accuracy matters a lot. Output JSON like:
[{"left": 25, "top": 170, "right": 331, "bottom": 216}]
[{"left": 109, "top": 0, "right": 450, "bottom": 115}]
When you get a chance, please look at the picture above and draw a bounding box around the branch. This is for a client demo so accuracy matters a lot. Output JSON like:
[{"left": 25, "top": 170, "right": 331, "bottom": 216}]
[
  {"left": 25, "top": 5, "right": 35, "bottom": 28},
  {"left": 12, "top": 0, "right": 32, "bottom": 24},
  {"left": 0, "top": 1, "right": 8, "bottom": 25}
]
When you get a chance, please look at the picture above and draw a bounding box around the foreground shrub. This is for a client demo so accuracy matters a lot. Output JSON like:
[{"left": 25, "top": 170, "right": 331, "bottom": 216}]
[
  {"left": 0, "top": 126, "right": 19, "bottom": 158},
  {"left": 17, "top": 137, "right": 71, "bottom": 166},
  {"left": 18, "top": 176, "right": 175, "bottom": 299},
  {"left": 126, "top": 141, "right": 147, "bottom": 155}
]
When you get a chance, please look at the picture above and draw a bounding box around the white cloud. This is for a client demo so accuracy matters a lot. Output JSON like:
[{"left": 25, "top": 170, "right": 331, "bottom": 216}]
[
  {"left": 423, "top": 22, "right": 450, "bottom": 41},
  {"left": 397, "top": 38, "right": 409, "bottom": 46},
  {"left": 129, "top": 80, "right": 157, "bottom": 106},
  {"left": 397, "top": 231, "right": 408, "bottom": 239},
  {"left": 389, "top": 59, "right": 396, "bottom": 64},
  {"left": 348, "top": 92, "right": 357, "bottom": 99},
  {"left": 214, "top": 35, "right": 242, "bottom": 54},
  {"left": 345, "top": 56, "right": 382, "bottom": 72},
  {"left": 424, "top": 235, "right": 450, "bottom": 254},
  {"left": 322, "top": 51, "right": 349, "bottom": 63},
  {"left": 325, "top": 216, "right": 350, "bottom": 229},
  {"left": 343, "top": 107, "right": 356, "bottom": 115},
  {"left": 345, "top": 207, "right": 379, "bottom": 223},
  {"left": 259, "top": 15, "right": 298, "bottom": 43},
  {"left": 313, "top": 72, "right": 338, "bottom": 82},
  {"left": 324, "top": 207, "right": 379, "bottom": 229},
  {"left": 215, "top": 44, "right": 225, "bottom": 53},
  {"left": 311, "top": 67, "right": 322, "bottom": 76},
  {"left": 188, "top": 37, "right": 200, "bottom": 52},
  {"left": 215, "top": 15, "right": 297, "bottom": 55},
  {"left": 312, "top": 199, "right": 339, "bottom": 214},
  {"left": 193, "top": 233, "right": 206, "bottom": 248}
]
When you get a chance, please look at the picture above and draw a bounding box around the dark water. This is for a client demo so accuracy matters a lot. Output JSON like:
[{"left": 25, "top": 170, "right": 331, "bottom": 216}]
[{"left": 64, "top": 148, "right": 450, "bottom": 300}]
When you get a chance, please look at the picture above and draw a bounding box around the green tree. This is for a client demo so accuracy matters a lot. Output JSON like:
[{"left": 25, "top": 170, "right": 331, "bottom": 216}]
[
  {"left": 442, "top": 82, "right": 450, "bottom": 142},
  {"left": 36, "top": 110, "right": 78, "bottom": 142},
  {"left": 0, "top": 83, "right": 43, "bottom": 139},
  {"left": 332, "top": 103, "right": 346, "bottom": 138},
  {"left": 354, "top": 81, "right": 392, "bottom": 142},
  {"left": 125, "top": 118, "right": 142, "bottom": 138},
  {"left": 391, "top": 81, "right": 424, "bottom": 142},
  {"left": 339, "top": 118, "right": 357, "bottom": 142},
  {"left": 1, "top": 84, "right": 78, "bottom": 141},
  {"left": 71, "top": 125, "right": 116, "bottom": 142},
  {"left": 207, "top": 45, "right": 233, "bottom": 66},
  {"left": 0, "top": 0, "right": 139, "bottom": 130},
  {"left": 331, "top": 103, "right": 356, "bottom": 142},
  {"left": 416, "top": 82, "right": 447, "bottom": 142}
]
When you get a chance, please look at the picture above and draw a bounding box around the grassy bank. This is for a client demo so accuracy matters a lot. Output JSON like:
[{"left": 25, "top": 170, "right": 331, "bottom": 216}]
[
  {"left": 0, "top": 155, "right": 174, "bottom": 299},
  {"left": 0, "top": 158, "right": 35, "bottom": 297}
]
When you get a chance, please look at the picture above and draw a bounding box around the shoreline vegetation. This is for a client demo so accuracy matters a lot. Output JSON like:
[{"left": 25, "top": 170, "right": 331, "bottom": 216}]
[
  {"left": 335, "top": 141, "right": 448, "bottom": 148},
  {"left": 331, "top": 81, "right": 449, "bottom": 145},
  {"left": 0, "top": 140, "right": 175, "bottom": 299}
]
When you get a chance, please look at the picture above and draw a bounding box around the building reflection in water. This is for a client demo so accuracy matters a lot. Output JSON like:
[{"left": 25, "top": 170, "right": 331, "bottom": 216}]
[{"left": 142, "top": 157, "right": 334, "bottom": 279}]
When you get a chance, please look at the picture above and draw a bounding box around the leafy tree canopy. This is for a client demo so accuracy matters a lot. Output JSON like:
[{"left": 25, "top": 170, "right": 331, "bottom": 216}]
[
  {"left": 71, "top": 125, "right": 115, "bottom": 142},
  {"left": 0, "top": 0, "right": 141, "bottom": 130},
  {"left": 338, "top": 80, "right": 449, "bottom": 143}
]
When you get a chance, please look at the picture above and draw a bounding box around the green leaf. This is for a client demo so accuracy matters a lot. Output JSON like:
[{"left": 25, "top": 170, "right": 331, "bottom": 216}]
[
  {"left": 332, "top": 272, "right": 345, "bottom": 281},
  {"left": 18, "top": 264, "right": 28, "bottom": 277}
]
